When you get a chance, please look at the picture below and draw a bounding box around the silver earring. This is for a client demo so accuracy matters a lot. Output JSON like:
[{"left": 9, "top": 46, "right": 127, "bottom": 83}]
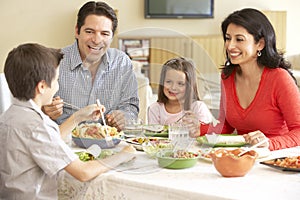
[
  {"left": 257, "top": 50, "right": 262, "bottom": 57},
  {"left": 225, "top": 59, "right": 231, "bottom": 66}
]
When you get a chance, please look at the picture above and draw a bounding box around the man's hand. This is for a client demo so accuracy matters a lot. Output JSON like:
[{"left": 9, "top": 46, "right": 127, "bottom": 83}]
[
  {"left": 106, "top": 110, "right": 125, "bottom": 131},
  {"left": 42, "top": 96, "right": 63, "bottom": 120}
]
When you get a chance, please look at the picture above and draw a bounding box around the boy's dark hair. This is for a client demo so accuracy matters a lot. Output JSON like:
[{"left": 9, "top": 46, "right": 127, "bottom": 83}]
[
  {"left": 76, "top": 1, "right": 118, "bottom": 35},
  {"left": 4, "top": 43, "right": 63, "bottom": 101}
]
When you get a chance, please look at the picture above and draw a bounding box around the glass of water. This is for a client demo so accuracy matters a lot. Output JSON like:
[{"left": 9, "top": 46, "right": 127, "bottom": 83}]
[
  {"left": 168, "top": 122, "right": 193, "bottom": 150},
  {"left": 123, "top": 118, "right": 144, "bottom": 137}
]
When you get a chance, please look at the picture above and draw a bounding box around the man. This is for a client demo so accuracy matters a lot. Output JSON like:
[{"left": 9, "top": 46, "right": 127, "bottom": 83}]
[
  {"left": 43, "top": 1, "right": 139, "bottom": 131},
  {"left": 0, "top": 43, "right": 136, "bottom": 199}
]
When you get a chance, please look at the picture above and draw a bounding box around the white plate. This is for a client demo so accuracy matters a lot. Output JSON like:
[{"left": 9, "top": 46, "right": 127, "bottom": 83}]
[{"left": 125, "top": 137, "right": 168, "bottom": 151}]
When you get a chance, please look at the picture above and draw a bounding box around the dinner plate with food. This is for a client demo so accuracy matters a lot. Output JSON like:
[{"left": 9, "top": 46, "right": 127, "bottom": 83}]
[
  {"left": 260, "top": 156, "right": 300, "bottom": 172},
  {"left": 125, "top": 137, "right": 170, "bottom": 151},
  {"left": 72, "top": 122, "right": 124, "bottom": 149}
]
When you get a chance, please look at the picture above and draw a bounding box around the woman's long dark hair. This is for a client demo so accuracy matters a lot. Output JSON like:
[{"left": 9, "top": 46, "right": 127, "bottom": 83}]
[
  {"left": 157, "top": 57, "right": 200, "bottom": 110},
  {"left": 221, "top": 8, "right": 297, "bottom": 84}
]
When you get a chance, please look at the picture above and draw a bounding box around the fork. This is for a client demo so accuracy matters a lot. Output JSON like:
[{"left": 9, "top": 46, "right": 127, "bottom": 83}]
[
  {"left": 96, "top": 99, "right": 114, "bottom": 148},
  {"left": 176, "top": 113, "right": 187, "bottom": 122},
  {"left": 63, "top": 102, "right": 80, "bottom": 111}
]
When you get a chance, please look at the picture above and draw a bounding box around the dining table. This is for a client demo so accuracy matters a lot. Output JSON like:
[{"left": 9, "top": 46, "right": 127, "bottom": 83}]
[{"left": 58, "top": 139, "right": 300, "bottom": 200}]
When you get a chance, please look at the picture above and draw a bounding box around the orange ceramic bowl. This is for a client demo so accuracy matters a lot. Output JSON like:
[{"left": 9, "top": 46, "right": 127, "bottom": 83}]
[{"left": 210, "top": 148, "right": 258, "bottom": 177}]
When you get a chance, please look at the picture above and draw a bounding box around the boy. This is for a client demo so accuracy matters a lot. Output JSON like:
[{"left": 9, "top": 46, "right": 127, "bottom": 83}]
[{"left": 0, "top": 43, "right": 135, "bottom": 199}]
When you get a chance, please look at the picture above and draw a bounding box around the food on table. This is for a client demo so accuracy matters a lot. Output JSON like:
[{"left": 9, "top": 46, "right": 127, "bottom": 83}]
[
  {"left": 198, "top": 149, "right": 212, "bottom": 160},
  {"left": 72, "top": 123, "right": 123, "bottom": 139},
  {"left": 130, "top": 137, "right": 163, "bottom": 144},
  {"left": 142, "top": 139, "right": 173, "bottom": 158},
  {"left": 75, "top": 151, "right": 94, "bottom": 162},
  {"left": 264, "top": 156, "right": 300, "bottom": 169},
  {"left": 171, "top": 150, "right": 198, "bottom": 159},
  {"left": 156, "top": 150, "right": 199, "bottom": 169},
  {"left": 75, "top": 149, "right": 115, "bottom": 162}
]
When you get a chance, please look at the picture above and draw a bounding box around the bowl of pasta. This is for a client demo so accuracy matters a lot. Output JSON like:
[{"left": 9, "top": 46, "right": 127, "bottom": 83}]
[{"left": 72, "top": 122, "right": 123, "bottom": 149}]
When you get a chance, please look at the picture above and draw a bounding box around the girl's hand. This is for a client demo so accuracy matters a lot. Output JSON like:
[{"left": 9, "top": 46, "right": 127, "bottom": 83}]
[
  {"left": 182, "top": 111, "right": 200, "bottom": 138},
  {"left": 243, "top": 130, "right": 269, "bottom": 148}
]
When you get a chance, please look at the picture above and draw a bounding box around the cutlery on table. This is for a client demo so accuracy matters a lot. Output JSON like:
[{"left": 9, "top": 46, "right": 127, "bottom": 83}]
[
  {"left": 96, "top": 99, "right": 114, "bottom": 147},
  {"left": 238, "top": 138, "right": 269, "bottom": 157}
]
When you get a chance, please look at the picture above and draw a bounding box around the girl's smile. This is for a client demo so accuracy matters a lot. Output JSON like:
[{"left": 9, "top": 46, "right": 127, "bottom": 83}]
[{"left": 163, "top": 69, "right": 186, "bottom": 102}]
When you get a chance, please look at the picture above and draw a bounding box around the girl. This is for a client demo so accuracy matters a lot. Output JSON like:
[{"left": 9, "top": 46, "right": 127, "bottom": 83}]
[{"left": 147, "top": 57, "right": 212, "bottom": 126}]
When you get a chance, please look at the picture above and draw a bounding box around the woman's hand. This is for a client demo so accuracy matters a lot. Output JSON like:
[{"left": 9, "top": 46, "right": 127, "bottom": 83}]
[
  {"left": 182, "top": 111, "right": 200, "bottom": 138},
  {"left": 243, "top": 130, "right": 269, "bottom": 148}
]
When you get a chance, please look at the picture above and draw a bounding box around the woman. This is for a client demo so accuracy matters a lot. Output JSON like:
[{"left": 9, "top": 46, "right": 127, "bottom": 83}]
[{"left": 187, "top": 8, "right": 300, "bottom": 151}]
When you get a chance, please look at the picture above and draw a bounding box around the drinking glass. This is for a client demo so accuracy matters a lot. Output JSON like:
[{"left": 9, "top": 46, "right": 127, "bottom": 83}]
[
  {"left": 123, "top": 118, "right": 144, "bottom": 137},
  {"left": 168, "top": 122, "right": 193, "bottom": 150}
]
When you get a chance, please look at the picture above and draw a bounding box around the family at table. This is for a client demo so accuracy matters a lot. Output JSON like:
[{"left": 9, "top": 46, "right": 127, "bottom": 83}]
[{"left": 0, "top": 1, "right": 300, "bottom": 199}]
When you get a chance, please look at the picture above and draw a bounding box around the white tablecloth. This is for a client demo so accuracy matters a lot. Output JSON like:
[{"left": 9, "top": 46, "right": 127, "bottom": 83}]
[{"left": 58, "top": 142, "right": 300, "bottom": 200}]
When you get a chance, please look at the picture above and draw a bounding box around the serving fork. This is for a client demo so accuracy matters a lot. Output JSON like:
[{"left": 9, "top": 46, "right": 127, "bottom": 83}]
[{"left": 96, "top": 99, "right": 114, "bottom": 147}]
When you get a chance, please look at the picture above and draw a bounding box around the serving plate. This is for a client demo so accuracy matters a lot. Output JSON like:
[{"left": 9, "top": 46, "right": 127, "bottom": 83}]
[
  {"left": 143, "top": 125, "right": 168, "bottom": 137},
  {"left": 260, "top": 157, "right": 300, "bottom": 172},
  {"left": 125, "top": 137, "right": 167, "bottom": 151},
  {"left": 196, "top": 134, "right": 247, "bottom": 147}
]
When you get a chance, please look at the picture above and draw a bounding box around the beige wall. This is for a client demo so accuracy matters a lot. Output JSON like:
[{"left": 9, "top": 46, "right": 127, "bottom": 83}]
[{"left": 1, "top": 0, "right": 299, "bottom": 72}]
